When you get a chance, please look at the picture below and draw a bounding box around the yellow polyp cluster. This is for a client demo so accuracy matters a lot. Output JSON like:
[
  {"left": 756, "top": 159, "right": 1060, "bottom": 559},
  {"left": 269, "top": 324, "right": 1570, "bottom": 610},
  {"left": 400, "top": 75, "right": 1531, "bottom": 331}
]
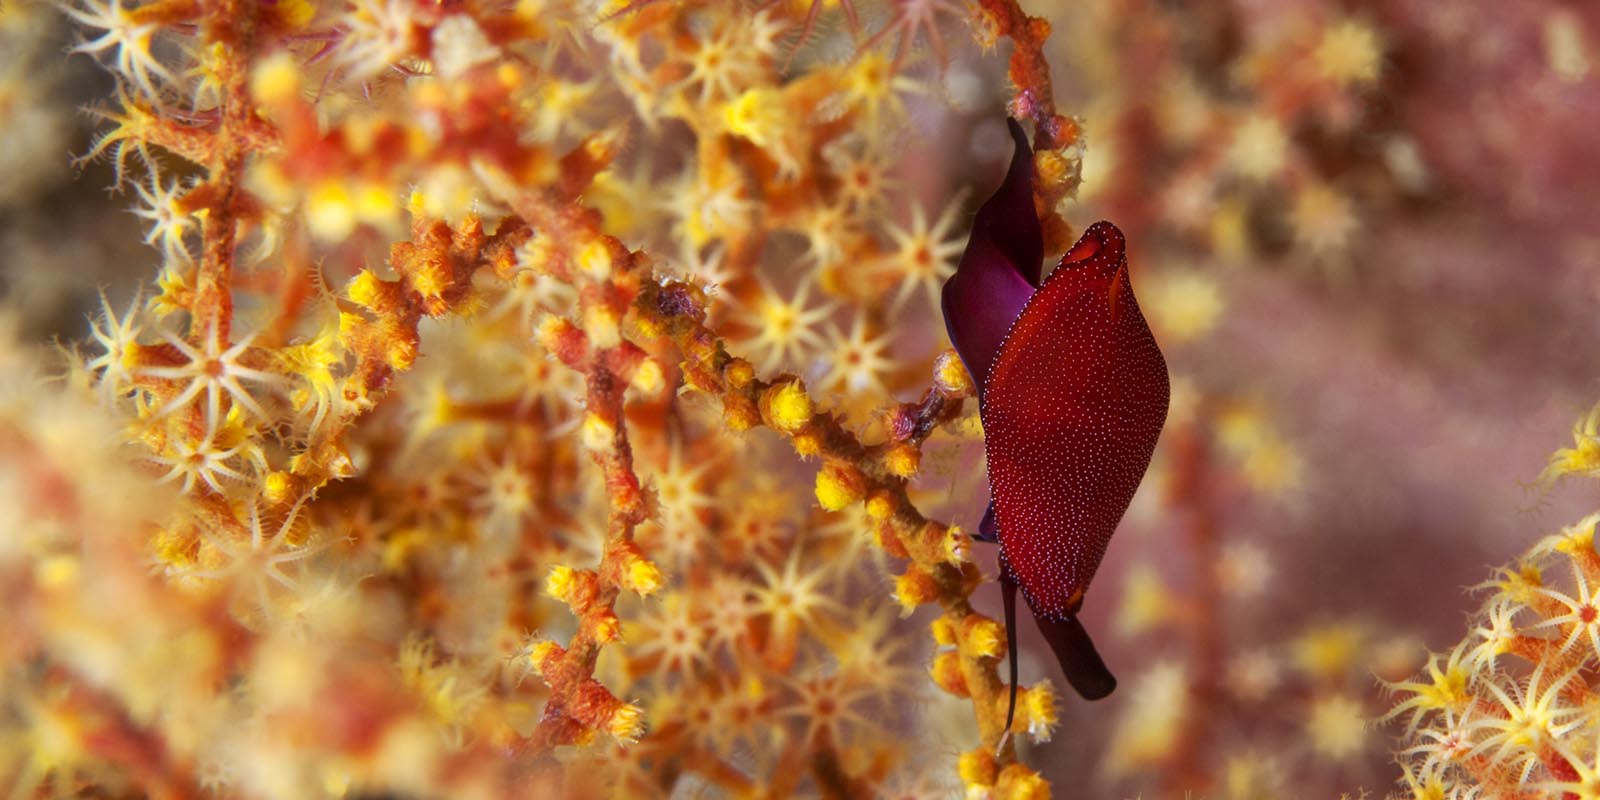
[{"left": 306, "top": 179, "right": 396, "bottom": 242}]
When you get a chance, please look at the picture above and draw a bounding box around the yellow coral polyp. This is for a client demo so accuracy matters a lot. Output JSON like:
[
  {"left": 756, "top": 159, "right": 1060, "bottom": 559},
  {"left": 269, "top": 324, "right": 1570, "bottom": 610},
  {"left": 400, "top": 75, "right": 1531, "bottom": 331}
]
[
  {"left": 763, "top": 380, "right": 813, "bottom": 434},
  {"left": 930, "top": 650, "right": 969, "bottom": 696},
  {"left": 893, "top": 569, "right": 938, "bottom": 614},
  {"left": 997, "top": 765, "right": 1051, "bottom": 800},
  {"left": 884, "top": 443, "right": 920, "bottom": 478},
  {"left": 623, "top": 556, "right": 664, "bottom": 597},
  {"left": 593, "top": 610, "right": 622, "bottom": 643},
  {"left": 581, "top": 412, "right": 615, "bottom": 452},
  {"left": 250, "top": 52, "right": 301, "bottom": 106},
  {"left": 792, "top": 429, "right": 823, "bottom": 457},
  {"left": 306, "top": 179, "right": 359, "bottom": 242},
  {"left": 961, "top": 615, "right": 1004, "bottom": 660},
  {"left": 526, "top": 641, "right": 561, "bottom": 675},
  {"left": 1022, "top": 683, "right": 1059, "bottom": 742},
  {"left": 943, "top": 525, "right": 971, "bottom": 564},
  {"left": 958, "top": 747, "right": 999, "bottom": 789},
  {"left": 355, "top": 182, "right": 399, "bottom": 231},
  {"left": 347, "top": 270, "right": 386, "bottom": 309},
  {"left": 815, "top": 462, "right": 865, "bottom": 511},
  {"left": 724, "top": 87, "right": 784, "bottom": 148},
  {"left": 629, "top": 358, "right": 665, "bottom": 397},
  {"left": 607, "top": 703, "right": 645, "bottom": 743},
  {"left": 577, "top": 237, "right": 614, "bottom": 279},
  {"left": 865, "top": 492, "right": 894, "bottom": 519},
  {"left": 583, "top": 305, "right": 622, "bottom": 350},
  {"left": 933, "top": 349, "right": 973, "bottom": 396},
  {"left": 261, "top": 471, "right": 294, "bottom": 505},
  {"left": 545, "top": 565, "right": 577, "bottom": 604}
]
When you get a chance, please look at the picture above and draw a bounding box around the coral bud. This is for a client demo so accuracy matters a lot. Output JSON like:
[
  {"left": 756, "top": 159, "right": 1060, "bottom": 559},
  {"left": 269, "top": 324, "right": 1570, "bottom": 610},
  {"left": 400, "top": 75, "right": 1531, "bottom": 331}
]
[
  {"left": 961, "top": 614, "right": 1004, "bottom": 660},
  {"left": 1022, "top": 682, "right": 1059, "bottom": 743},
  {"left": 526, "top": 641, "right": 562, "bottom": 675},
  {"left": 592, "top": 609, "right": 622, "bottom": 643},
  {"left": 865, "top": 491, "right": 894, "bottom": 520},
  {"left": 893, "top": 568, "right": 939, "bottom": 614},
  {"left": 724, "top": 87, "right": 783, "bottom": 147},
  {"left": 577, "top": 237, "right": 615, "bottom": 279},
  {"left": 347, "top": 269, "right": 387, "bottom": 309},
  {"left": 582, "top": 304, "right": 622, "bottom": 350},
  {"left": 581, "top": 413, "right": 615, "bottom": 452},
  {"left": 944, "top": 525, "right": 971, "bottom": 564},
  {"left": 884, "top": 442, "right": 921, "bottom": 478},
  {"left": 629, "top": 358, "right": 665, "bottom": 397},
  {"left": 792, "top": 429, "right": 823, "bottom": 457},
  {"left": 815, "top": 462, "right": 866, "bottom": 511},
  {"left": 930, "top": 651, "right": 969, "bottom": 697},
  {"left": 723, "top": 395, "right": 760, "bottom": 432},
  {"left": 724, "top": 358, "right": 755, "bottom": 389},
  {"left": 622, "top": 556, "right": 664, "bottom": 598},
  {"left": 1035, "top": 148, "right": 1074, "bottom": 191},
  {"left": 606, "top": 703, "right": 645, "bottom": 743},
  {"left": 934, "top": 349, "right": 975, "bottom": 397},
  {"left": 996, "top": 765, "right": 1050, "bottom": 800},
  {"left": 537, "top": 315, "right": 587, "bottom": 365},
  {"left": 307, "top": 179, "right": 358, "bottom": 241},
  {"left": 761, "top": 381, "right": 813, "bottom": 434},
  {"left": 931, "top": 615, "right": 958, "bottom": 647},
  {"left": 546, "top": 565, "right": 578, "bottom": 603},
  {"left": 261, "top": 470, "right": 295, "bottom": 506},
  {"left": 958, "top": 748, "right": 999, "bottom": 789},
  {"left": 251, "top": 53, "right": 301, "bottom": 106}
]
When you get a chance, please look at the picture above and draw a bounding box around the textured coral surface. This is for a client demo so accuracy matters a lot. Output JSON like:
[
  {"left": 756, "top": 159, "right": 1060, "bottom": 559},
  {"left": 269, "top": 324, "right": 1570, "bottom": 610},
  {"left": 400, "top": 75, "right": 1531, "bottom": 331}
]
[{"left": 1, "top": 0, "right": 1597, "bottom": 798}]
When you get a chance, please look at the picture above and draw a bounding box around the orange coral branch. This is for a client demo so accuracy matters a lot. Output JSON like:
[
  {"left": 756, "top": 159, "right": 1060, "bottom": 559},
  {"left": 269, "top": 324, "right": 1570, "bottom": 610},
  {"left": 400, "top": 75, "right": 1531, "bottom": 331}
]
[{"left": 635, "top": 280, "right": 1034, "bottom": 775}]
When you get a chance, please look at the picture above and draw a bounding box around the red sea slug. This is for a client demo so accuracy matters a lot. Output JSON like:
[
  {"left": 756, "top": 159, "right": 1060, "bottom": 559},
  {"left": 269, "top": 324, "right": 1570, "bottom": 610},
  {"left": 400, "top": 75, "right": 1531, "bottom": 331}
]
[{"left": 941, "top": 119, "right": 1170, "bottom": 723}]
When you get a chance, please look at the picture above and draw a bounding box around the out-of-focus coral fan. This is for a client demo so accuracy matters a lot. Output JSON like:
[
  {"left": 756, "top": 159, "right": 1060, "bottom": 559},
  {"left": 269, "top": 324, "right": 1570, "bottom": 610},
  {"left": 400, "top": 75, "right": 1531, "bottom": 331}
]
[{"left": 1, "top": 0, "right": 1597, "bottom": 797}]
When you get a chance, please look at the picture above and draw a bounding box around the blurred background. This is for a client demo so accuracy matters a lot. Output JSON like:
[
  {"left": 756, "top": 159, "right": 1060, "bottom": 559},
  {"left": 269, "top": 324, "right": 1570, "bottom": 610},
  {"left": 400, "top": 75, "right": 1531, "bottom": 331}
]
[{"left": 3, "top": 0, "right": 1599, "bottom": 796}]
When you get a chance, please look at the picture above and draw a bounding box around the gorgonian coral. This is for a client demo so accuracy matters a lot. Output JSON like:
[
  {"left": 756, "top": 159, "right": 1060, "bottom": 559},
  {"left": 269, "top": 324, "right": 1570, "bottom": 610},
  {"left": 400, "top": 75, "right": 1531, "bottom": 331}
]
[{"left": 2, "top": 0, "right": 1102, "bottom": 797}]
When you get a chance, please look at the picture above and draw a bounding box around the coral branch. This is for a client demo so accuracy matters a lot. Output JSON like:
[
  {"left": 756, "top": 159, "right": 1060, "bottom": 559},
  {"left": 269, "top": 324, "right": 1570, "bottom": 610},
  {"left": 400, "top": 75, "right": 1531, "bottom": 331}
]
[{"left": 635, "top": 279, "right": 1038, "bottom": 780}]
